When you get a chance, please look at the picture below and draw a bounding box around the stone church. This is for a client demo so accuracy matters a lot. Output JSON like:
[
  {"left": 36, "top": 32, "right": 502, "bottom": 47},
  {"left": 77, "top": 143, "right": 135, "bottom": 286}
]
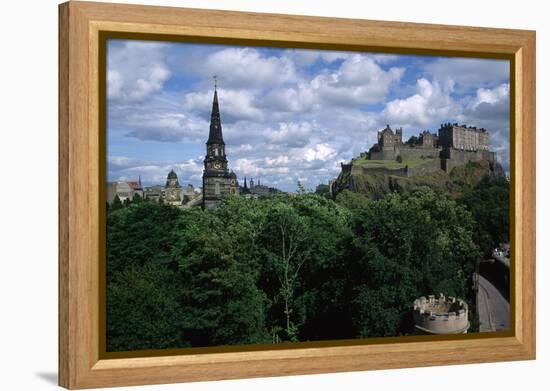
[{"left": 202, "top": 85, "right": 239, "bottom": 208}]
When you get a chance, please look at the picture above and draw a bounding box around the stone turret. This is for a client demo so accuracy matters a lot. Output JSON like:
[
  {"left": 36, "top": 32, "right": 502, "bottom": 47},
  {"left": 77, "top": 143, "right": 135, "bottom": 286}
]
[{"left": 413, "top": 293, "right": 469, "bottom": 334}]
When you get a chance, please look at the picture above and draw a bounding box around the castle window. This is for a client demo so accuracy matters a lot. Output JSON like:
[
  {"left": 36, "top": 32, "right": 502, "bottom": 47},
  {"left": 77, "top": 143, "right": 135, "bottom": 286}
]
[
  {"left": 215, "top": 148, "right": 219, "bottom": 156},
  {"left": 215, "top": 182, "right": 220, "bottom": 195}
]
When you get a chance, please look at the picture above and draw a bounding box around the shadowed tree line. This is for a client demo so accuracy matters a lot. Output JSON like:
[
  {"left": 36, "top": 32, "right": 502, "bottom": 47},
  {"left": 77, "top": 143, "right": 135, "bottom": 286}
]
[{"left": 106, "top": 179, "right": 508, "bottom": 352}]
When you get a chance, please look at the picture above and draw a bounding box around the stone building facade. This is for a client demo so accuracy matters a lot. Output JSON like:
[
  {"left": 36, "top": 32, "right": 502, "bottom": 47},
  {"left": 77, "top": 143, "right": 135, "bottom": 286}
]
[
  {"left": 164, "top": 169, "right": 182, "bottom": 206},
  {"left": 107, "top": 177, "right": 143, "bottom": 204},
  {"left": 202, "top": 86, "right": 239, "bottom": 208},
  {"left": 438, "top": 123, "right": 490, "bottom": 151}
]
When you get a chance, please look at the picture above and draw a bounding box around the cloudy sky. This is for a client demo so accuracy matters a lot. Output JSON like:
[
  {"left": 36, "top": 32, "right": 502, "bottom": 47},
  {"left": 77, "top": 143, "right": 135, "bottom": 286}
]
[{"left": 107, "top": 39, "right": 510, "bottom": 191}]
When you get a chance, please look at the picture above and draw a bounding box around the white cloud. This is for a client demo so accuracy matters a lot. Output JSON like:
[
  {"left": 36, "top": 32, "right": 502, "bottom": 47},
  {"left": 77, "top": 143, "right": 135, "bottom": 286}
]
[
  {"left": 201, "top": 48, "right": 297, "bottom": 89},
  {"left": 423, "top": 58, "right": 509, "bottom": 90},
  {"left": 183, "top": 88, "right": 263, "bottom": 122},
  {"left": 464, "top": 83, "right": 510, "bottom": 171},
  {"left": 303, "top": 143, "right": 337, "bottom": 163},
  {"left": 311, "top": 54, "right": 404, "bottom": 106},
  {"left": 473, "top": 83, "right": 510, "bottom": 107},
  {"left": 108, "top": 155, "right": 204, "bottom": 186},
  {"left": 383, "top": 78, "right": 460, "bottom": 127},
  {"left": 264, "top": 122, "right": 314, "bottom": 148},
  {"left": 107, "top": 41, "right": 171, "bottom": 102},
  {"left": 122, "top": 112, "right": 207, "bottom": 142},
  {"left": 107, "top": 41, "right": 510, "bottom": 191}
]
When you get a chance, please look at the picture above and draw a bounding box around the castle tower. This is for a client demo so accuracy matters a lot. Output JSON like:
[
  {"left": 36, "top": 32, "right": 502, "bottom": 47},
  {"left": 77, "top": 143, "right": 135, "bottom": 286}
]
[
  {"left": 202, "top": 78, "right": 239, "bottom": 208},
  {"left": 396, "top": 127, "right": 403, "bottom": 143},
  {"left": 165, "top": 169, "right": 182, "bottom": 206}
]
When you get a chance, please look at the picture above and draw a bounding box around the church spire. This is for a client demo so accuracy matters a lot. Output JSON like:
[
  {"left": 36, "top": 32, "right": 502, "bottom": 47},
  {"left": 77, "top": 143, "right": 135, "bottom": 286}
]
[
  {"left": 244, "top": 176, "right": 248, "bottom": 189},
  {"left": 207, "top": 75, "right": 224, "bottom": 144}
]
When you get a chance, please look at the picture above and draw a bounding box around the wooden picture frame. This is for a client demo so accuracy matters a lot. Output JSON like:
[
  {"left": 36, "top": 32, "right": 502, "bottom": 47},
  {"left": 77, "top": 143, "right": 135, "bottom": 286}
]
[{"left": 59, "top": 1, "right": 536, "bottom": 389}]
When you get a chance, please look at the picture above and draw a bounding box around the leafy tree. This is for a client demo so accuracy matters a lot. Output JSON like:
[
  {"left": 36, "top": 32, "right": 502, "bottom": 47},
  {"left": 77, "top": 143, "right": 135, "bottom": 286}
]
[
  {"left": 111, "top": 195, "right": 122, "bottom": 211},
  {"left": 458, "top": 176, "right": 509, "bottom": 256},
  {"left": 173, "top": 202, "right": 270, "bottom": 346},
  {"left": 315, "top": 184, "right": 330, "bottom": 197},
  {"left": 336, "top": 188, "right": 479, "bottom": 337},
  {"left": 406, "top": 136, "right": 419, "bottom": 146},
  {"left": 106, "top": 262, "right": 184, "bottom": 351},
  {"left": 107, "top": 200, "right": 181, "bottom": 277},
  {"left": 106, "top": 185, "right": 487, "bottom": 351}
]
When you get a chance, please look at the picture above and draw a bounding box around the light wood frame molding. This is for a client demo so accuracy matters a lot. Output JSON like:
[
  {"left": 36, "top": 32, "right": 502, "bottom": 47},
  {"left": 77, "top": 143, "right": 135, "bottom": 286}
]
[{"left": 59, "top": 1, "right": 536, "bottom": 389}]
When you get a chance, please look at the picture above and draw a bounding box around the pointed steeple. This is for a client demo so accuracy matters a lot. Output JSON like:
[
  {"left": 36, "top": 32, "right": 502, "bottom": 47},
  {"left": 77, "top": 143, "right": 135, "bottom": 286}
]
[
  {"left": 207, "top": 76, "right": 224, "bottom": 144},
  {"left": 138, "top": 175, "right": 142, "bottom": 187},
  {"left": 244, "top": 176, "right": 248, "bottom": 189}
]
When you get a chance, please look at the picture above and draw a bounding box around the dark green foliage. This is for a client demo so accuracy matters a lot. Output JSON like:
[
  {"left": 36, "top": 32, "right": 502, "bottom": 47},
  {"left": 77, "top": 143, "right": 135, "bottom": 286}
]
[
  {"left": 396, "top": 155, "right": 403, "bottom": 163},
  {"left": 111, "top": 195, "right": 122, "bottom": 211},
  {"left": 406, "top": 136, "right": 419, "bottom": 146},
  {"left": 315, "top": 183, "right": 330, "bottom": 197},
  {"left": 106, "top": 263, "right": 184, "bottom": 351},
  {"left": 106, "top": 182, "right": 501, "bottom": 351},
  {"left": 173, "top": 202, "right": 270, "bottom": 346},
  {"left": 458, "top": 176, "right": 509, "bottom": 256},
  {"left": 107, "top": 199, "right": 181, "bottom": 277},
  {"left": 337, "top": 188, "right": 479, "bottom": 337}
]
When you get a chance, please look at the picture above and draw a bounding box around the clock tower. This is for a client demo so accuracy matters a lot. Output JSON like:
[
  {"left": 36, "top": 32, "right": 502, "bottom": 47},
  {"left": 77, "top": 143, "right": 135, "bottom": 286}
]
[{"left": 202, "top": 79, "right": 239, "bottom": 208}]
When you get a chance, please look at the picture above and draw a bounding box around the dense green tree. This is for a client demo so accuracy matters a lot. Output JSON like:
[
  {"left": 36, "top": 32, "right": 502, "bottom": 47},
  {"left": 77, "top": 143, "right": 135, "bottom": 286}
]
[
  {"left": 107, "top": 200, "right": 181, "bottom": 277},
  {"left": 336, "top": 188, "right": 479, "bottom": 337},
  {"left": 172, "top": 202, "right": 270, "bottom": 346},
  {"left": 106, "top": 262, "right": 184, "bottom": 351},
  {"left": 106, "top": 185, "right": 491, "bottom": 351},
  {"left": 111, "top": 195, "right": 123, "bottom": 211},
  {"left": 458, "top": 176, "right": 509, "bottom": 256},
  {"left": 314, "top": 184, "right": 330, "bottom": 197}
]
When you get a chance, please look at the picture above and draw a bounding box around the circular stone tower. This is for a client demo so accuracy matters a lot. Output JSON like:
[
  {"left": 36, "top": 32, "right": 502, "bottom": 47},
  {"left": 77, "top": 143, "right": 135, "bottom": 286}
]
[{"left": 413, "top": 293, "right": 469, "bottom": 334}]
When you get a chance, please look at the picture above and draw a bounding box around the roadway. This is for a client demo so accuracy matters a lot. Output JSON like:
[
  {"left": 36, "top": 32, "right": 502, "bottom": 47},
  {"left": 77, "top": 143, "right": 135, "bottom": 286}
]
[{"left": 477, "top": 274, "right": 510, "bottom": 332}]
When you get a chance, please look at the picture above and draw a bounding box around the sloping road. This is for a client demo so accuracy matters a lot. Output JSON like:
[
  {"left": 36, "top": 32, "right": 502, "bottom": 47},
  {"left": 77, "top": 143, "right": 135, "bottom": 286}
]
[{"left": 477, "top": 274, "right": 510, "bottom": 332}]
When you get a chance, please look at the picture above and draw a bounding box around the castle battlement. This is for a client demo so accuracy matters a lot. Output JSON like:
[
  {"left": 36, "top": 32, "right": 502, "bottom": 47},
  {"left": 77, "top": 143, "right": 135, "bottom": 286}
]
[{"left": 413, "top": 293, "right": 469, "bottom": 334}]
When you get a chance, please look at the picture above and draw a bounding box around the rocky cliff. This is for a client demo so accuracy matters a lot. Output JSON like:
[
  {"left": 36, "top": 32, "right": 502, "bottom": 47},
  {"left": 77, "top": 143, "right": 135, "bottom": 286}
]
[{"left": 332, "top": 159, "right": 505, "bottom": 199}]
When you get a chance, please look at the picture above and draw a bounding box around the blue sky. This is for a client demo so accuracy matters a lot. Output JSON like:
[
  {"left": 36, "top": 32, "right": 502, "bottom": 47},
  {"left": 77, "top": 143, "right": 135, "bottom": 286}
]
[{"left": 107, "top": 39, "right": 510, "bottom": 191}]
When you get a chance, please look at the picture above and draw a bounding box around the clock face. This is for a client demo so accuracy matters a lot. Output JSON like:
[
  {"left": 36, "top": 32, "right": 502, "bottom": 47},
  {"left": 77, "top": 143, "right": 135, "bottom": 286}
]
[{"left": 213, "top": 162, "right": 222, "bottom": 169}]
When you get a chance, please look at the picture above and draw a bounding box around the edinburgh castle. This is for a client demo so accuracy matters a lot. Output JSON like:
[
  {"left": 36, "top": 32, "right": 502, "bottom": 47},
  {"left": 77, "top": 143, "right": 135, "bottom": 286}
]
[{"left": 341, "top": 123, "right": 498, "bottom": 179}]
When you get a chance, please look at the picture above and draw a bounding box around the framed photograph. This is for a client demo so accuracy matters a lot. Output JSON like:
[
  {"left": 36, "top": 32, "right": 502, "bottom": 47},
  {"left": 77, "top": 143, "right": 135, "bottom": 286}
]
[{"left": 59, "top": 1, "right": 536, "bottom": 389}]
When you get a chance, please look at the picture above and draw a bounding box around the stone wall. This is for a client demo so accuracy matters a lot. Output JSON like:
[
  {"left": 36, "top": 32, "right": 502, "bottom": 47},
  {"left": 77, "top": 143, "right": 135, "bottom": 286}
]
[
  {"left": 352, "top": 165, "right": 408, "bottom": 177},
  {"left": 441, "top": 149, "right": 496, "bottom": 172},
  {"left": 398, "top": 146, "right": 441, "bottom": 160},
  {"left": 369, "top": 145, "right": 441, "bottom": 161},
  {"left": 369, "top": 149, "right": 398, "bottom": 161},
  {"left": 413, "top": 294, "right": 469, "bottom": 334},
  {"left": 406, "top": 158, "right": 443, "bottom": 177}
]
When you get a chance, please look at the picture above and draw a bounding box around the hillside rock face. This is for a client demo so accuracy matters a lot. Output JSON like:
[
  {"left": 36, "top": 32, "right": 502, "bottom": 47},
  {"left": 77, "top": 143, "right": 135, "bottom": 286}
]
[{"left": 332, "top": 159, "right": 505, "bottom": 199}]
